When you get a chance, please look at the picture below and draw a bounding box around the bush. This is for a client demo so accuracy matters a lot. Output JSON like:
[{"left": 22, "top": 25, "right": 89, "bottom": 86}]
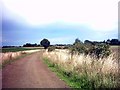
[
  {"left": 69, "top": 39, "right": 111, "bottom": 59},
  {"left": 70, "top": 39, "right": 86, "bottom": 55},
  {"left": 92, "top": 44, "right": 111, "bottom": 58},
  {"left": 69, "top": 44, "right": 86, "bottom": 55},
  {"left": 48, "top": 46, "right": 56, "bottom": 52}
]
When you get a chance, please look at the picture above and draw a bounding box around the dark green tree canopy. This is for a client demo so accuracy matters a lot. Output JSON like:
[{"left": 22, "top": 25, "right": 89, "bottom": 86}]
[
  {"left": 73, "top": 38, "right": 83, "bottom": 45},
  {"left": 40, "top": 38, "right": 50, "bottom": 49},
  {"left": 75, "top": 38, "right": 81, "bottom": 44}
]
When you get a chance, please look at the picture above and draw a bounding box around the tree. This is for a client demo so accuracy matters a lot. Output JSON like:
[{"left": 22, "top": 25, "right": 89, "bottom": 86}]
[
  {"left": 110, "top": 39, "right": 119, "bottom": 45},
  {"left": 74, "top": 38, "right": 81, "bottom": 45},
  {"left": 70, "top": 38, "right": 86, "bottom": 55},
  {"left": 106, "top": 39, "right": 111, "bottom": 44},
  {"left": 84, "top": 40, "right": 93, "bottom": 45},
  {"left": 23, "top": 43, "right": 38, "bottom": 47},
  {"left": 40, "top": 38, "right": 50, "bottom": 49}
]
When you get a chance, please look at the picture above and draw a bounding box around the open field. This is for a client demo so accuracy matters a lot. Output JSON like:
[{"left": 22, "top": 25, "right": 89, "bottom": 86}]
[
  {"left": 110, "top": 46, "right": 119, "bottom": 59},
  {"left": 22, "top": 47, "right": 44, "bottom": 49},
  {"left": 110, "top": 45, "right": 119, "bottom": 53},
  {"left": 1, "top": 47, "right": 43, "bottom": 53}
]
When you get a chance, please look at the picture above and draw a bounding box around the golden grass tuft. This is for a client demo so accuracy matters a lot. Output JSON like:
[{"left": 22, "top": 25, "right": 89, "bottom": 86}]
[
  {"left": 0, "top": 49, "right": 41, "bottom": 65},
  {"left": 43, "top": 49, "right": 119, "bottom": 88}
]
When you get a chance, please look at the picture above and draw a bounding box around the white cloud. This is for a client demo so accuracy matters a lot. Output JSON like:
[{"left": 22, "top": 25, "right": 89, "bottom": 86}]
[{"left": 2, "top": 0, "right": 118, "bottom": 31}]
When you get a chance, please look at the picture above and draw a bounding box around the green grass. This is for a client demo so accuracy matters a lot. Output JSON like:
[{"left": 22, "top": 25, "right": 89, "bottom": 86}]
[
  {"left": 43, "top": 57, "right": 119, "bottom": 89},
  {"left": 43, "top": 58, "right": 94, "bottom": 89},
  {"left": 1, "top": 47, "right": 41, "bottom": 53}
]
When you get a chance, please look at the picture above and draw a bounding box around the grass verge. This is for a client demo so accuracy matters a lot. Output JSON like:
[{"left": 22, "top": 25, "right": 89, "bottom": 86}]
[
  {"left": 43, "top": 57, "right": 119, "bottom": 89},
  {"left": 43, "top": 57, "right": 93, "bottom": 89},
  {"left": 1, "top": 52, "right": 36, "bottom": 69}
]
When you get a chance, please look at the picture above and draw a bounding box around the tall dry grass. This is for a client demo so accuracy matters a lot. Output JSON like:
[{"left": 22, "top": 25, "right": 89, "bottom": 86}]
[
  {"left": 0, "top": 49, "right": 41, "bottom": 65},
  {"left": 43, "top": 49, "right": 119, "bottom": 88}
]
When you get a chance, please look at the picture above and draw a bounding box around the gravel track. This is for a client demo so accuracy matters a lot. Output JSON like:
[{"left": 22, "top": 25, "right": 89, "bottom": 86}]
[{"left": 2, "top": 51, "right": 69, "bottom": 88}]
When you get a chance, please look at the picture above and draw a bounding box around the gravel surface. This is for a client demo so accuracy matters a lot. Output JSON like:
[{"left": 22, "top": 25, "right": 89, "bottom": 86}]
[{"left": 2, "top": 51, "right": 69, "bottom": 88}]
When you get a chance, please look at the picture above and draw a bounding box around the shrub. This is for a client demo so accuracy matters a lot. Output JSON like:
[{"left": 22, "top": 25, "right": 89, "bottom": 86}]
[
  {"left": 69, "top": 44, "right": 86, "bottom": 55},
  {"left": 48, "top": 46, "right": 56, "bottom": 52},
  {"left": 70, "top": 39, "right": 86, "bottom": 55},
  {"left": 87, "top": 44, "right": 111, "bottom": 58},
  {"left": 69, "top": 39, "right": 111, "bottom": 59}
]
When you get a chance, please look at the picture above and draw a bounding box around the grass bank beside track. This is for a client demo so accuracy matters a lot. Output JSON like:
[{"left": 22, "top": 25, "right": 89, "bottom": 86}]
[
  {"left": 1, "top": 51, "right": 40, "bottom": 69},
  {"left": 42, "top": 48, "right": 119, "bottom": 89},
  {"left": 43, "top": 57, "right": 94, "bottom": 89},
  {"left": 43, "top": 57, "right": 119, "bottom": 89}
]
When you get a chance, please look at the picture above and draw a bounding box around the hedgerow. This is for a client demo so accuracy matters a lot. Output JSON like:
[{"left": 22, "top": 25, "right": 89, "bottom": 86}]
[{"left": 69, "top": 38, "right": 111, "bottom": 59}]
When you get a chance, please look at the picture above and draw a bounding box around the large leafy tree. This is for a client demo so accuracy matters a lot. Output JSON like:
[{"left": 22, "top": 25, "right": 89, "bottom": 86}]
[{"left": 40, "top": 38, "right": 50, "bottom": 49}]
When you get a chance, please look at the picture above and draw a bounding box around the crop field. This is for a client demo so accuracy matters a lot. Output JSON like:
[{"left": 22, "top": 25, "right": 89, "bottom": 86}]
[
  {"left": 1, "top": 47, "right": 43, "bottom": 53},
  {"left": 110, "top": 46, "right": 119, "bottom": 59},
  {"left": 110, "top": 46, "right": 119, "bottom": 53}
]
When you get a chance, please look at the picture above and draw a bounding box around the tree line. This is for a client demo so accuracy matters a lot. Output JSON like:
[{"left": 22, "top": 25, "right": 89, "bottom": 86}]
[
  {"left": 23, "top": 38, "right": 120, "bottom": 48},
  {"left": 84, "top": 39, "right": 120, "bottom": 45},
  {"left": 2, "top": 38, "right": 120, "bottom": 48}
]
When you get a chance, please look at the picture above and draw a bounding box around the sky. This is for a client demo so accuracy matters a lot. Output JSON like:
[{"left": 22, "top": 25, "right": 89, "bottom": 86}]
[{"left": 1, "top": 0, "right": 119, "bottom": 46}]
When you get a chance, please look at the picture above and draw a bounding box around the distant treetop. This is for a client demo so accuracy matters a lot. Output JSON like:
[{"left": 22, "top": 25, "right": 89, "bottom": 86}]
[{"left": 40, "top": 38, "right": 50, "bottom": 49}]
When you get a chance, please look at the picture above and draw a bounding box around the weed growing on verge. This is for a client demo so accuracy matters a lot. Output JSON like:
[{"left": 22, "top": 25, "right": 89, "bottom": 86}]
[
  {"left": 1, "top": 51, "right": 38, "bottom": 68},
  {"left": 43, "top": 50, "right": 119, "bottom": 89}
]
